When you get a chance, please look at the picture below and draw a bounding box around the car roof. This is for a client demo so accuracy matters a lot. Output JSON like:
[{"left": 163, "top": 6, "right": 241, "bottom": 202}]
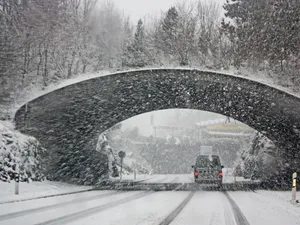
[{"left": 197, "top": 155, "right": 219, "bottom": 158}]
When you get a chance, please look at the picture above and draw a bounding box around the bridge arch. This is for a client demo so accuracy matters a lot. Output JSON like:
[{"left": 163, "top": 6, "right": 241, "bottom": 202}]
[{"left": 15, "top": 69, "right": 300, "bottom": 180}]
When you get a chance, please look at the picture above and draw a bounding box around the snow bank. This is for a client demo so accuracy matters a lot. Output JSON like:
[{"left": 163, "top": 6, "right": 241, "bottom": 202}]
[
  {"left": 256, "top": 190, "right": 300, "bottom": 206},
  {"left": 0, "top": 121, "right": 45, "bottom": 182},
  {"left": 0, "top": 180, "right": 92, "bottom": 203}
]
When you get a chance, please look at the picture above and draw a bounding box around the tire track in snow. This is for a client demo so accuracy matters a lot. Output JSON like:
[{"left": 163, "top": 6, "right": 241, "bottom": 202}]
[
  {"left": 34, "top": 191, "right": 153, "bottom": 225},
  {"left": 0, "top": 191, "right": 119, "bottom": 222},
  {"left": 158, "top": 191, "right": 195, "bottom": 225},
  {"left": 222, "top": 193, "right": 237, "bottom": 225},
  {"left": 223, "top": 192, "right": 250, "bottom": 225}
]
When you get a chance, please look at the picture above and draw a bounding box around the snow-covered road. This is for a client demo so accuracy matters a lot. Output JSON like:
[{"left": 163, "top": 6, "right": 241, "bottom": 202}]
[{"left": 0, "top": 188, "right": 299, "bottom": 225}]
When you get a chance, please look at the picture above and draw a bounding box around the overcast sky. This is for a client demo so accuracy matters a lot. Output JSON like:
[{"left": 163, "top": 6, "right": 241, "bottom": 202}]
[{"left": 109, "top": 0, "right": 226, "bottom": 23}]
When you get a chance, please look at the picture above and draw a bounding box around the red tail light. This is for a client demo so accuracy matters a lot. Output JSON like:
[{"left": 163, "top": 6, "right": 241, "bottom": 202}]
[
  {"left": 218, "top": 171, "right": 223, "bottom": 178},
  {"left": 194, "top": 171, "right": 199, "bottom": 178}
]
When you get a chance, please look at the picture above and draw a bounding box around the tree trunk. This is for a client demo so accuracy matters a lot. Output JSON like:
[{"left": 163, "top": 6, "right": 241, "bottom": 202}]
[
  {"left": 43, "top": 49, "right": 48, "bottom": 87},
  {"left": 82, "top": 63, "right": 87, "bottom": 74},
  {"left": 74, "top": 60, "right": 80, "bottom": 75},
  {"left": 22, "top": 48, "right": 27, "bottom": 87},
  {"left": 68, "top": 51, "right": 76, "bottom": 78},
  {"left": 37, "top": 42, "right": 43, "bottom": 83}
]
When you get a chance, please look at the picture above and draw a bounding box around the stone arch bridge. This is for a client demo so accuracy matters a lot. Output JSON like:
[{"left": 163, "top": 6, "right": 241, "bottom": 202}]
[{"left": 14, "top": 69, "right": 300, "bottom": 181}]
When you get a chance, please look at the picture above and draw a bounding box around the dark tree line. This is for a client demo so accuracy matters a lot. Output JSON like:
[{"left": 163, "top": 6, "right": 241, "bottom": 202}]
[{"left": 222, "top": 0, "right": 300, "bottom": 75}]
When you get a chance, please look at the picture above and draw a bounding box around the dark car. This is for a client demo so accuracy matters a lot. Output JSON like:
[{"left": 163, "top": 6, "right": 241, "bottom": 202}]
[{"left": 192, "top": 155, "right": 223, "bottom": 187}]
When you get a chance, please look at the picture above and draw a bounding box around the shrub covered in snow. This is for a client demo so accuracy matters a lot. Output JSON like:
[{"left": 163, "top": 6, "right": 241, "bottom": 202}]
[
  {"left": 0, "top": 122, "right": 46, "bottom": 182},
  {"left": 236, "top": 132, "right": 290, "bottom": 188}
]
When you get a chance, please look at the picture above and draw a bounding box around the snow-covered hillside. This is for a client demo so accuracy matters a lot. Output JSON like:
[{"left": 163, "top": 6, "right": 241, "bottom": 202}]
[{"left": 0, "top": 121, "right": 45, "bottom": 182}]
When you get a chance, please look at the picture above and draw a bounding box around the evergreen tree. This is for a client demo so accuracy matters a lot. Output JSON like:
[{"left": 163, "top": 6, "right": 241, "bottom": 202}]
[
  {"left": 160, "top": 7, "right": 179, "bottom": 56},
  {"left": 121, "top": 17, "right": 134, "bottom": 67},
  {"left": 222, "top": 0, "right": 270, "bottom": 67},
  {"left": 125, "top": 19, "right": 149, "bottom": 67},
  {"left": 156, "top": 5, "right": 197, "bottom": 66},
  {"left": 134, "top": 19, "right": 145, "bottom": 52}
]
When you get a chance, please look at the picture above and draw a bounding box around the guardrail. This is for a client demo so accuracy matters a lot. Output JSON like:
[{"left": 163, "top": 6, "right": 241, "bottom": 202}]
[{"left": 96, "top": 180, "right": 261, "bottom": 191}]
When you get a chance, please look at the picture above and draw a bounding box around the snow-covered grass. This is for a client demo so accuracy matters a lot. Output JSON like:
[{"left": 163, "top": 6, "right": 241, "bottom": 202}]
[{"left": 0, "top": 180, "right": 92, "bottom": 203}]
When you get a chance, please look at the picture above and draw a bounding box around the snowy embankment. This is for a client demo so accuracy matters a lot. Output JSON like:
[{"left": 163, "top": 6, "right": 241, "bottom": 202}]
[
  {"left": 0, "top": 121, "right": 94, "bottom": 203},
  {"left": 0, "top": 121, "right": 45, "bottom": 182},
  {"left": 0, "top": 181, "right": 93, "bottom": 203},
  {"left": 256, "top": 190, "right": 300, "bottom": 205}
]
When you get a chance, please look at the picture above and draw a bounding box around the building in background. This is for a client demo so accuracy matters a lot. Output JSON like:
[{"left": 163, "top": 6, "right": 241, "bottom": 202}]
[{"left": 153, "top": 118, "right": 254, "bottom": 141}]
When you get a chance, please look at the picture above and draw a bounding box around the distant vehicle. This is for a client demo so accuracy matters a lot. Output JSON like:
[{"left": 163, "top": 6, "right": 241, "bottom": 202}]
[{"left": 192, "top": 155, "right": 223, "bottom": 187}]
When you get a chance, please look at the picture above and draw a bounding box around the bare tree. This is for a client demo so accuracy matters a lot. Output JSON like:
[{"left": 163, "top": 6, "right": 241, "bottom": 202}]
[{"left": 194, "top": 0, "right": 221, "bottom": 66}]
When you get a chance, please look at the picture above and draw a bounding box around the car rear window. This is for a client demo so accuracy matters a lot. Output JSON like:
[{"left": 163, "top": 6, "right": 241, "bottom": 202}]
[{"left": 196, "top": 156, "right": 221, "bottom": 168}]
